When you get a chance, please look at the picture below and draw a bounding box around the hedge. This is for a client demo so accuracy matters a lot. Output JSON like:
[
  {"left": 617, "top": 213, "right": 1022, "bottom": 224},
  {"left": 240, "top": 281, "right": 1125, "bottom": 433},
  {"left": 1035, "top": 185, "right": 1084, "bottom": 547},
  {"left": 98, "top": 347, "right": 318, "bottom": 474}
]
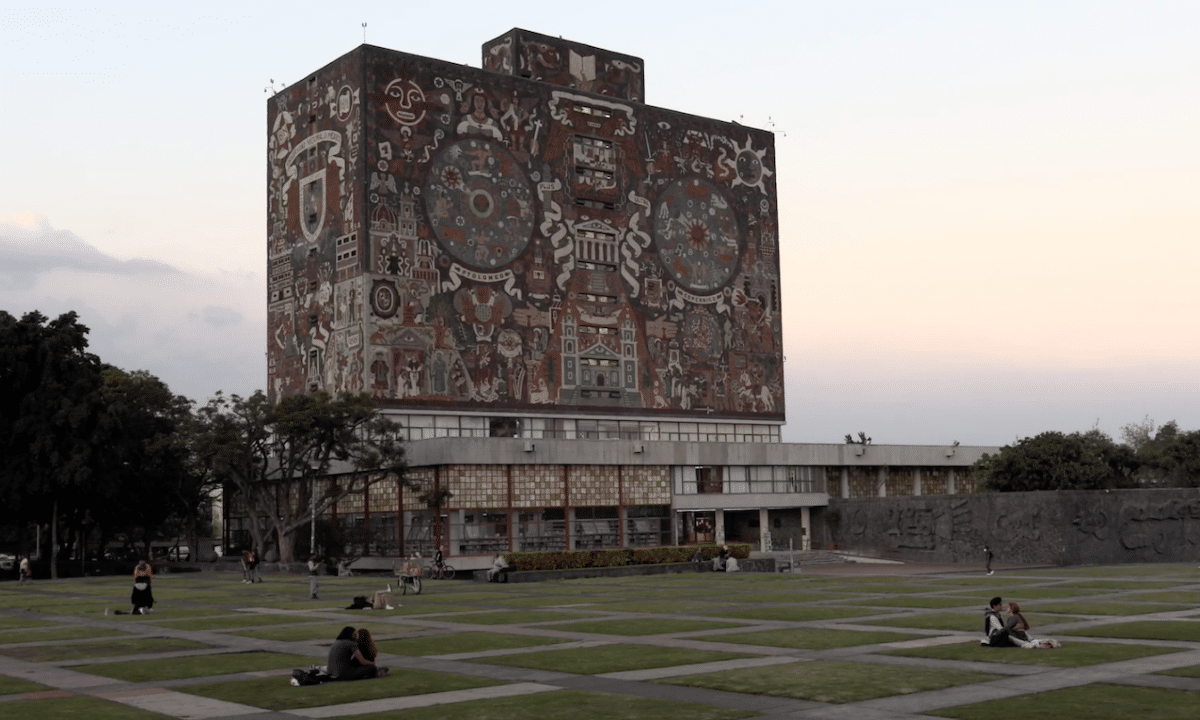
[{"left": 504, "top": 543, "right": 752, "bottom": 572}]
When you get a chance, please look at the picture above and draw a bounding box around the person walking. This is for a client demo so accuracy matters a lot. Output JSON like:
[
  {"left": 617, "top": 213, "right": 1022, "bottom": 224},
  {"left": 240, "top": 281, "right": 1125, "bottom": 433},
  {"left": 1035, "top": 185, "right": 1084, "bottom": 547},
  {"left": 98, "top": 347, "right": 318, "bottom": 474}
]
[
  {"left": 308, "top": 554, "right": 322, "bottom": 600},
  {"left": 247, "top": 548, "right": 262, "bottom": 583},
  {"left": 983, "top": 545, "right": 994, "bottom": 575}
]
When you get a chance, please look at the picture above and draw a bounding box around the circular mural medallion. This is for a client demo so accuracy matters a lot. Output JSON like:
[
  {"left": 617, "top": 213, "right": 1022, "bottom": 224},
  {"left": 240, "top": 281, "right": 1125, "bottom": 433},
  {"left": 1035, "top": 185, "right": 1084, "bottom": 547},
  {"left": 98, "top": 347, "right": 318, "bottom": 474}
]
[
  {"left": 653, "top": 178, "right": 741, "bottom": 293},
  {"left": 683, "top": 311, "right": 722, "bottom": 361},
  {"left": 371, "top": 279, "right": 399, "bottom": 319},
  {"left": 424, "top": 139, "right": 535, "bottom": 269}
]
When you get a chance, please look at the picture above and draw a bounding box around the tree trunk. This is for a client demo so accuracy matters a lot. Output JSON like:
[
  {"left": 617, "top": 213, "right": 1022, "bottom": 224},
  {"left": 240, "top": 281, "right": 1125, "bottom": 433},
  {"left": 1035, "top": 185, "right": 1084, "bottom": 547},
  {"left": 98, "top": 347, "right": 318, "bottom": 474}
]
[{"left": 50, "top": 499, "right": 58, "bottom": 580}]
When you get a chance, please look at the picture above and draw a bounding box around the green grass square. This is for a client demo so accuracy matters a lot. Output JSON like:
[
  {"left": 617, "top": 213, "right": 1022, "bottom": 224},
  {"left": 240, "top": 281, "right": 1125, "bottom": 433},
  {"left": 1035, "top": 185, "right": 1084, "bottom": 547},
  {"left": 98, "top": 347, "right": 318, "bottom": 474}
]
[
  {"left": 0, "top": 696, "right": 177, "bottom": 719},
  {"left": 436, "top": 610, "right": 597, "bottom": 625},
  {"left": 1122, "top": 591, "right": 1200, "bottom": 604},
  {"left": 860, "top": 612, "right": 1083, "bottom": 633},
  {"left": 1158, "top": 664, "right": 1200, "bottom": 679},
  {"left": 850, "top": 596, "right": 981, "bottom": 609},
  {"left": 692, "top": 627, "right": 917, "bottom": 650},
  {"left": 1061, "top": 621, "right": 1200, "bottom": 642},
  {"left": 150, "top": 613, "right": 319, "bottom": 630},
  {"left": 929, "top": 682, "right": 1200, "bottom": 719},
  {"left": 0, "top": 637, "right": 209, "bottom": 662},
  {"left": 343, "top": 688, "right": 754, "bottom": 720},
  {"left": 473, "top": 643, "right": 753, "bottom": 675},
  {"left": 376, "top": 631, "right": 568, "bottom": 655},
  {"left": 231, "top": 622, "right": 399, "bottom": 642},
  {"left": 0, "top": 617, "right": 60, "bottom": 631},
  {"left": 705, "top": 606, "right": 883, "bottom": 622},
  {"left": 839, "top": 584, "right": 939, "bottom": 594},
  {"left": 947, "top": 587, "right": 1117, "bottom": 600},
  {"left": 885, "top": 639, "right": 1181, "bottom": 667},
  {"left": 593, "top": 599, "right": 736, "bottom": 613},
  {"left": 0, "top": 674, "right": 49, "bottom": 695},
  {"left": 1026, "top": 602, "right": 1189, "bottom": 616},
  {"left": 1, "top": 626, "right": 126, "bottom": 644},
  {"left": 79, "top": 650, "right": 319, "bottom": 682},
  {"left": 550, "top": 618, "right": 742, "bottom": 636},
  {"left": 1056, "top": 580, "right": 1181, "bottom": 590},
  {"left": 182, "top": 669, "right": 503, "bottom": 710},
  {"left": 660, "top": 660, "right": 995, "bottom": 703}
]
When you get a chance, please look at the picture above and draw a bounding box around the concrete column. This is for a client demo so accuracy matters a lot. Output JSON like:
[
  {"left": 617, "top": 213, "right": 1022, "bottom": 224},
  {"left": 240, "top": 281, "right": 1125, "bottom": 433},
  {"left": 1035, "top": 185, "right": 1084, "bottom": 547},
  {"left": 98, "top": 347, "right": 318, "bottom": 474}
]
[
  {"left": 877, "top": 467, "right": 887, "bottom": 498},
  {"left": 914, "top": 468, "right": 923, "bottom": 496},
  {"left": 948, "top": 469, "right": 958, "bottom": 495},
  {"left": 715, "top": 509, "right": 725, "bottom": 545},
  {"left": 801, "top": 507, "right": 811, "bottom": 551},
  {"left": 759, "top": 508, "right": 771, "bottom": 552},
  {"left": 840, "top": 468, "right": 850, "bottom": 499}
]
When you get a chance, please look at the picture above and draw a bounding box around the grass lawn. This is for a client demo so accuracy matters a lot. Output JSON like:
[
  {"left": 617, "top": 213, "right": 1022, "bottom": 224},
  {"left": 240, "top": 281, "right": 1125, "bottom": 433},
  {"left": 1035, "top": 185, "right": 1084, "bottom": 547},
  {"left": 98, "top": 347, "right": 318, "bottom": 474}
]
[
  {"left": 692, "top": 627, "right": 917, "bottom": 650},
  {"left": 79, "top": 651, "right": 320, "bottom": 682},
  {"left": 150, "top": 613, "right": 321, "bottom": 630},
  {"left": 436, "top": 610, "right": 597, "bottom": 625},
  {"left": 0, "top": 696, "right": 176, "bottom": 719},
  {"left": 1027, "top": 602, "right": 1189, "bottom": 616},
  {"left": 838, "top": 584, "right": 942, "bottom": 595},
  {"left": 0, "top": 617, "right": 60, "bottom": 631},
  {"left": 232, "top": 622, "right": 401, "bottom": 642},
  {"left": 934, "top": 577, "right": 1053, "bottom": 587},
  {"left": 0, "top": 637, "right": 209, "bottom": 662},
  {"left": 930, "top": 683, "right": 1200, "bottom": 719},
  {"left": 1122, "top": 591, "right": 1200, "bottom": 604},
  {"left": 1158, "top": 664, "right": 1200, "bottom": 679},
  {"left": 376, "top": 631, "right": 568, "bottom": 656},
  {"left": 860, "top": 612, "right": 1084, "bottom": 633},
  {"left": 109, "top": 607, "right": 226, "bottom": 620},
  {"left": 346, "top": 688, "right": 754, "bottom": 720},
  {"left": 850, "top": 596, "right": 983, "bottom": 610},
  {"left": 182, "top": 669, "right": 503, "bottom": 710},
  {"left": 660, "top": 660, "right": 995, "bottom": 703},
  {"left": 705, "top": 606, "right": 882, "bottom": 622},
  {"left": 946, "top": 587, "right": 1118, "bottom": 600},
  {"left": 473, "top": 643, "right": 753, "bottom": 675},
  {"left": 885, "top": 639, "right": 1182, "bottom": 667},
  {"left": 1056, "top": 580, "right": 1181, "bottom": 590},
  {"left": 0, "top": 674, "right": 49, "bottom": 695},
  {"left": 1060, "top": 621, "right": 1200, "bottom": 642},
  {"left": 550, "top": 618, "right": 742, "bottom": 636},
  {"left": 1, "top": 626, "right": 126, "bottom": 644},
  {"left": 593, "top": 600, "right": 736, "bottom": 613}
]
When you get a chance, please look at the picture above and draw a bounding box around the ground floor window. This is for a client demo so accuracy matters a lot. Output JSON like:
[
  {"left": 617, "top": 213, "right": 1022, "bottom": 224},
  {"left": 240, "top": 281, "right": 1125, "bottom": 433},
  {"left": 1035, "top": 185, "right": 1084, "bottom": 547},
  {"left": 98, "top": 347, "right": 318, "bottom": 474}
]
[
  {"left": 677, "top": 511, "right": 716, "bottom": 545},
  {"left": 573, "top": 506, "right": 620, "bottom": 549},
  {"left": 626, "top": 505, "right": 671, "bottom": 547},
  {"left": 516, "top": 508, "right": 566, "bottom": 552},
  {"left": 452, "top": 510, "right": 509, "bottom": 556}
]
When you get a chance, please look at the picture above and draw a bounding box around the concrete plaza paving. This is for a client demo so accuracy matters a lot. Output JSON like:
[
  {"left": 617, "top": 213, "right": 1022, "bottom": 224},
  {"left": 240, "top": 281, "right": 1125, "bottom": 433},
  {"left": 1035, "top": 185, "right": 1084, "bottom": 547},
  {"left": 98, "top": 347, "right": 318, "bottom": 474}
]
[{"left": 3, "top": 561, "right": 1200, "bottom": 719}]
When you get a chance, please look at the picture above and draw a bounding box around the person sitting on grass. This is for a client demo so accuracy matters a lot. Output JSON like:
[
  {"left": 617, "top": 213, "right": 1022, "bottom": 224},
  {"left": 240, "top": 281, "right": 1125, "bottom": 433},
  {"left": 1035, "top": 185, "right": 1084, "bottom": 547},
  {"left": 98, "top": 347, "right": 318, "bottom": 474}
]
[
  {"left": 327, "top": 626, "right": 387, "bottom": 680},
  {"left": 982, "top": 596, "right": 1015, "bottom": 647},
  {"left": 351, "top": 628, "right": 386, "bottom": 675},
  {"left": 1005, "top": 602, "right": 1062, "bottom": 649}
]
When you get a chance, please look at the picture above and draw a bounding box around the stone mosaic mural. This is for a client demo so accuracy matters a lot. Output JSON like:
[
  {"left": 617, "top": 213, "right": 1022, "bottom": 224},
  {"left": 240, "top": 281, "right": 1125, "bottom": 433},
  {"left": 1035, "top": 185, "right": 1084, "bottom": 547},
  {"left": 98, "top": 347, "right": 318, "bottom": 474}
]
[{"left": 267, "top": 31, "right": 782, "bottom": 420}]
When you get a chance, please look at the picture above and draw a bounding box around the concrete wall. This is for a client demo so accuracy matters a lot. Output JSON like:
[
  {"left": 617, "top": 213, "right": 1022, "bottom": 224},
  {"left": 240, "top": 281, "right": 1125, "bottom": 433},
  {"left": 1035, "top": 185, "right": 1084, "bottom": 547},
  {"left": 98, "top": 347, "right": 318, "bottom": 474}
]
[{"left": 817, "top": 488, "right": 1200, "bottom": 566}]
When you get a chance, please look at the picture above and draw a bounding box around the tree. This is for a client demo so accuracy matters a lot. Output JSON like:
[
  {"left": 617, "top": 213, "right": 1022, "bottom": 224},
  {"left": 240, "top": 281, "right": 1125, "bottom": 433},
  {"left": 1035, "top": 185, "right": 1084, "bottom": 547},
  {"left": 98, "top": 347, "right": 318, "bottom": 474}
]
[
  {"left": 974, "top": 429, "right": 1137, "bottom": 492},
  {"left": 0, "top": 311, "right": 106, "bottom": 577},
  {"left": 1125, "top": 420, "right": 1200, "bottom": 487},
  {"left": 196, "top": 391, "right": 407, "bottom": 563}
]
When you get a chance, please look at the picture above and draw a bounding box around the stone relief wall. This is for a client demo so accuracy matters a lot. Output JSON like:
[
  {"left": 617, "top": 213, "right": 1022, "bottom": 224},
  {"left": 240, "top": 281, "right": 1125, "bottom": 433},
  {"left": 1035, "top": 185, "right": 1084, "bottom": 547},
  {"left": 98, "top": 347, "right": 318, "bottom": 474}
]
[{"left": 819, "top": 489, "right": 1200, "bottom": 566}]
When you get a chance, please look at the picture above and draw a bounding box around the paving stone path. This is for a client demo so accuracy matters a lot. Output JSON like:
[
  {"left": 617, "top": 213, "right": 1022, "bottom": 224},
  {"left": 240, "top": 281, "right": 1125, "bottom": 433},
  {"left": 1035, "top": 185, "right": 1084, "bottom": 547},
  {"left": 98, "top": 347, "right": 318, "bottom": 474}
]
[{"left": 2, "top": 562, "right": 1200, "bottom": 719}]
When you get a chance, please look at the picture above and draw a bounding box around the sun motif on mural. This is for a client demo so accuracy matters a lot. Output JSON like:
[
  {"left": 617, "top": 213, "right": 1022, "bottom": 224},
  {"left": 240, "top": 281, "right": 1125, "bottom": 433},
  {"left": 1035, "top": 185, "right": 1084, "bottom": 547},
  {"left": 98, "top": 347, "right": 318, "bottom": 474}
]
[
  {"left": 424, "top": 139, "right": 535, "bottom": 269},
  {"left": 728, "top": 136, "right": 772, "bottom": 194},
  {"left": 653, "top": 178, "right": 741, "bottom": 293}
]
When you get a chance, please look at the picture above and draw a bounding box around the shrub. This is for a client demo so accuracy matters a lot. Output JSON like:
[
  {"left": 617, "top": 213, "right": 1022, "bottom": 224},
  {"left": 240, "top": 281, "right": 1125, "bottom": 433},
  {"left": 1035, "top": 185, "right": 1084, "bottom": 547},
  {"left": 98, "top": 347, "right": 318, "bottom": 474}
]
[{"left": 504, "top": 543, "right": 752, "bottom": 572}]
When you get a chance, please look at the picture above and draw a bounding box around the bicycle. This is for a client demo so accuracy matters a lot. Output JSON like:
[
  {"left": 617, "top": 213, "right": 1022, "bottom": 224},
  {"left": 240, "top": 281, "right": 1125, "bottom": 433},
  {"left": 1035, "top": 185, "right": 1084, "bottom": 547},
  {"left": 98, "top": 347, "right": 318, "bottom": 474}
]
[{"left": 423, "top": 561, "right": 456, "bottom": 580}]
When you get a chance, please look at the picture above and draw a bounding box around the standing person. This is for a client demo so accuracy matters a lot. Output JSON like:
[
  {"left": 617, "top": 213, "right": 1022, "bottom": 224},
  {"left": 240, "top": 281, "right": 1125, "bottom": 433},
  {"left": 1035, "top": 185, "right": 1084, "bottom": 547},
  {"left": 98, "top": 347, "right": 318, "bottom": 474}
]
[
  {"left": 131, "top": 559, "right": 155, "bottom": 614},
  {"left": 983, "top": 545, "right": 994, "bottom": 575},
  {"left": 241, "top": 549, "right": 251, "bottom": 584},
  {"left": 308, "top": 554, "right": 322, "bottom": 600},
  {"left": 18, "top": 556, "right": 31, "bottom": 584},
  {"left": 248, "top": 548, "right": 262, "bottom": 583}
]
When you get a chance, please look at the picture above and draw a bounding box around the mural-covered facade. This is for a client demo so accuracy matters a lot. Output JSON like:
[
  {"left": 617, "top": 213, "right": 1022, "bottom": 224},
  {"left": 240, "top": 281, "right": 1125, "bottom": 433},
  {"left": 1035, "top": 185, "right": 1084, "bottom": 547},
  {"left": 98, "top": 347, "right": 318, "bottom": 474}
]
[{"left": 266, "top": 29, "right": 783, "bottom": 422}]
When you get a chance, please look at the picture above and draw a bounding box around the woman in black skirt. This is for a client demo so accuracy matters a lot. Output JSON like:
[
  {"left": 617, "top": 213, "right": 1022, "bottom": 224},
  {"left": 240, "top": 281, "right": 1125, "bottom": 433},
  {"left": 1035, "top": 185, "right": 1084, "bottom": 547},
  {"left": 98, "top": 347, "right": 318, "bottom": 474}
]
[{"left": 131, "top": 559, "right": 154, "bottom": 614}]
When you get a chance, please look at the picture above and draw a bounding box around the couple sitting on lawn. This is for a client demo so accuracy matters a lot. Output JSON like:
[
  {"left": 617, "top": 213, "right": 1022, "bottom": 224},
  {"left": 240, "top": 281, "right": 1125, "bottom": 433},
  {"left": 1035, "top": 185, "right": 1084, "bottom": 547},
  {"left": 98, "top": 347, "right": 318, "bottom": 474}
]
[
  {"left": 327, "top": 626, "right": 388, "bottom": 680},
  {"left": 982, "top": 596, "right": 1061, "bottom": 649}
]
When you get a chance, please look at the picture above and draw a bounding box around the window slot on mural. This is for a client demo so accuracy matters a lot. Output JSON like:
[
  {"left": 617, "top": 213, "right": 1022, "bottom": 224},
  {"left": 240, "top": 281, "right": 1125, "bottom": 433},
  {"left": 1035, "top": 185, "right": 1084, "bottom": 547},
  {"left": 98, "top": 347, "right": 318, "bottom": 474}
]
[
  {"left": 575, "top": 167, "right": 616, "bottom": 189},
  {"left": 575, "top": 227, "right": 618, "bottom": 265},
  {"left": 575, "top": 198, "right": 615, "bottom": 210},
  {"left": 580, "top": 293, "right": 616, "bottom": 305},
  {"left": 573, "top": 104, "right": 613, "bottom": 119},
  {"left": 579, "top": 325, "right": 616, "bottom": 335}
]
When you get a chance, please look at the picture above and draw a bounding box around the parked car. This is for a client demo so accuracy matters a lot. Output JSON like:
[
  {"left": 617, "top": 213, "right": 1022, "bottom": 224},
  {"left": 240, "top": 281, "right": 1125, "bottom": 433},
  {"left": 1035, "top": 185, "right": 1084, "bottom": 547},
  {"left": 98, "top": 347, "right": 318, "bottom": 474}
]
[{"left": 0, "top": 554, "right": 15, "bottom": 571}]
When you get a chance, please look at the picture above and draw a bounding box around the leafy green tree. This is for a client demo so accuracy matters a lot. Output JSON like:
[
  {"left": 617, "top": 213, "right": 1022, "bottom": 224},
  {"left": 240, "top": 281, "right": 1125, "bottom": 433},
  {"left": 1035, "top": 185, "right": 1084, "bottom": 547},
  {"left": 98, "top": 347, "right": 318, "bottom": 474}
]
[
  {"left": 195, "top": 391, "right": 407, "bottom": 563},
  {"left": 1123, "top": 420, "right": 1200, "bottom": 487},
  {"left": 974, "top": 429, "right": 1137, "bottom": 492},
  {"left": 0, "top": 311, "right": 107, "bottom": 577}
]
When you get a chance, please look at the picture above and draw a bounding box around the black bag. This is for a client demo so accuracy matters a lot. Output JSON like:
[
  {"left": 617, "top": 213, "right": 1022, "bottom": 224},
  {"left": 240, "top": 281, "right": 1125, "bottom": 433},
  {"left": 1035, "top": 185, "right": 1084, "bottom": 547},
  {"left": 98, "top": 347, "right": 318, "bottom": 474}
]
[
  {"left": 291, "top": 667, "right": 324, "bottom": 686},
  {"left": 346, "top": 595, "right": 371, "bottom": 610}
]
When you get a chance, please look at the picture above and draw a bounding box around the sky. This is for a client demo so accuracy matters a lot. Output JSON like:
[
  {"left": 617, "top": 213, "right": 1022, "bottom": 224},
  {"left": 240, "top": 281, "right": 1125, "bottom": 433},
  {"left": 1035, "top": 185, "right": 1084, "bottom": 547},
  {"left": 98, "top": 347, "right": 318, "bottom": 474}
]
[{"left": 2, "top": 1, "right": 1197, "bottom": 446}]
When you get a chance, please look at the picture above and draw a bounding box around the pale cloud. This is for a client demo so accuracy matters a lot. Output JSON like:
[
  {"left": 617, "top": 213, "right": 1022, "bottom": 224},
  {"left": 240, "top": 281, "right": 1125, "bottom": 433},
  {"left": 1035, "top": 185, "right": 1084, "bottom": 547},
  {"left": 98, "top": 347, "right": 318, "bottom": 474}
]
[{"left": 0, "top": 216, "right": 264, "bottom": 403}]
